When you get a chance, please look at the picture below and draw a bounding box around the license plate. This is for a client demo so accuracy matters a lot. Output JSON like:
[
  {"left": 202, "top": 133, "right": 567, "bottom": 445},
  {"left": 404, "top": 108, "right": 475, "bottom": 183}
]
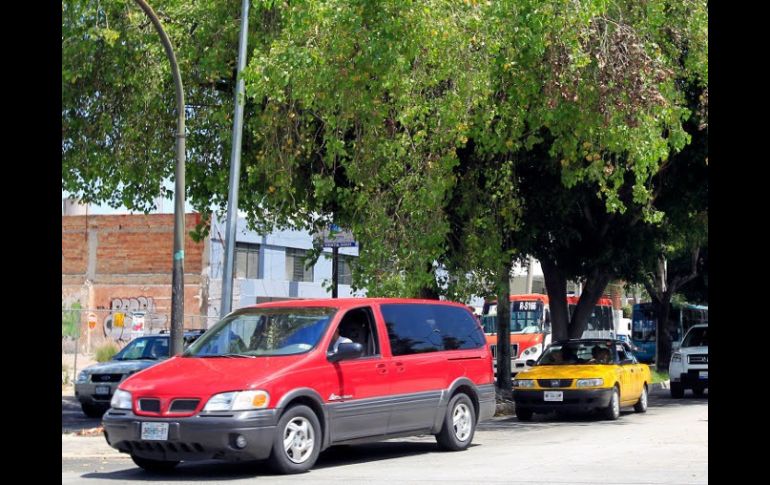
[
  {"left": 141, "top": 422, "right": 169, "bottom": 441},
  {"left": 95, "top": 385, "right": 110, "bottom": 395},
  {"left": 699, "top": 371, "right": 708, "bottom": 379},
  {"left": 544, "top": 391, "right": 563, "bottom": 402}
]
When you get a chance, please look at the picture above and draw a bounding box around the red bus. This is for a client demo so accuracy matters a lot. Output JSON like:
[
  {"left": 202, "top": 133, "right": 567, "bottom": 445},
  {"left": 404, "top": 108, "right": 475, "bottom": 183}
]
[{"left": 481, "top": 294, "right": 614, "bottom": 377}]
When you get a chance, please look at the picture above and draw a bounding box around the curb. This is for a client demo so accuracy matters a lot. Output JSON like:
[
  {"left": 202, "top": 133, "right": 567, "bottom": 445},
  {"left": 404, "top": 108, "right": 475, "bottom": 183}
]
[{"left": 651, "top": 380, "right": 670, "bottom": 391}]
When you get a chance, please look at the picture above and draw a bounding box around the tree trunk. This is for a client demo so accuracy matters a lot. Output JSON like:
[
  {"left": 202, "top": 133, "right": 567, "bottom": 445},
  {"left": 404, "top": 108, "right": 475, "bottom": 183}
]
[
  {"left": 541, "top": 258, "right": 569, "bottom": 341},
  {"left": 495, "top": 261, "right": 512, "bottom": 396},
  {"left": 653, "top": 296, "right": 674, "bottom": 372},
  {"left": 568, "top": 271, "right": 611, "bottom": 339}
]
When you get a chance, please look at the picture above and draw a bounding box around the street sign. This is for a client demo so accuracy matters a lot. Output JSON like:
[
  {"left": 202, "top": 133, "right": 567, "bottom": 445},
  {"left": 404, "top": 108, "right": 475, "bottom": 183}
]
[
  {"left": 321, "top": 224, "right": 357, "bottom": 248},
  {"left": 87, "top": 312, "right": 97, "bottom": 330}
]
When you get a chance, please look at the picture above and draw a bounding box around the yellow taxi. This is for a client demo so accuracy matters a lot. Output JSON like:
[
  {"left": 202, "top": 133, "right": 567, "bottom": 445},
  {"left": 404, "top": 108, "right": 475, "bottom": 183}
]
[{"left": 512, "top": 339, "right": 650, "bottom": 421}]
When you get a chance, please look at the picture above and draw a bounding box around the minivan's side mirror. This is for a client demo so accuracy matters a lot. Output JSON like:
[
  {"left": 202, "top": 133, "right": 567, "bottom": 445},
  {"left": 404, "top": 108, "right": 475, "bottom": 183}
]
[
  {"left": 327, "top": 342, "right": 364, "bottom": 363},
  {"left": 672, "top": 341, "right": 681, "bottom": 351},
  {"left": 526, "top": 359, "right": 537, "bottom": 367},
  {"left": 544, "top": 311, "right": 551, "bottom": 333}
]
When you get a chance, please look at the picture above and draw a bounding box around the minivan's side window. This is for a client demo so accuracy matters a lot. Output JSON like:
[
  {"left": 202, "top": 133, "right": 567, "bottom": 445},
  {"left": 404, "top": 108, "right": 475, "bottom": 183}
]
[{"left": 381, "top": 304, "right": 485, "bottom": 356}]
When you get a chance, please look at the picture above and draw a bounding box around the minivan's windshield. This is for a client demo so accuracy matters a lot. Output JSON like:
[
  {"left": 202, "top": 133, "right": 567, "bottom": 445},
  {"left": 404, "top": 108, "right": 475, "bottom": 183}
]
[
  {"left": 682, "top": 326, "right": 708, "bottom": 347},
  {"left": 184, "top": 307, "right": 337, "bottom": 357}
]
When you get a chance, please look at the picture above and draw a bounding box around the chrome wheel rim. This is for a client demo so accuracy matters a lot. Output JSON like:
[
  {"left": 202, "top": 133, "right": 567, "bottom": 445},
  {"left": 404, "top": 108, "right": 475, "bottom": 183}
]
[
  {"left": 453, "top": 402, "right": 472, "bottom": 441},
  {"left": 640, "top": 387, "right": 647, "bottom": 409},
  {"left": 612, "top": 389, "right": 619, "bottom": 417},
  {"left": 283, "top": 416, "right": 315, "bottom": 464}
]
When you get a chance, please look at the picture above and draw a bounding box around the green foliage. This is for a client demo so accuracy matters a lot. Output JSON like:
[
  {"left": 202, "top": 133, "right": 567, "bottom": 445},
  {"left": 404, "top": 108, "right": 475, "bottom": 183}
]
[
  {"left": 62, "top": 0, "right": 707, "bottom": 302},
  {"left": 62, "top": 301, "right": 82, "bottom": 339},
  {"left": 95, "top": 342, "right": 120, "bottom": 363}
]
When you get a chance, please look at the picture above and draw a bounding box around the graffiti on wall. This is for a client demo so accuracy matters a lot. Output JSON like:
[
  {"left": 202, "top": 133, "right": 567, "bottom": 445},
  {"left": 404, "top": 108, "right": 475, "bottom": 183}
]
[{"left": 103, "top": 296, "right": 168, "bottom": 341}]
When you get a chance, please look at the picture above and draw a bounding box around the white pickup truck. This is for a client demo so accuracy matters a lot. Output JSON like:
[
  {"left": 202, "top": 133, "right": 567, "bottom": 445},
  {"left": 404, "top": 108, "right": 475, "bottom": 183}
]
[{"left": 668, "top": 324, "right": 708, "bottom": 398}]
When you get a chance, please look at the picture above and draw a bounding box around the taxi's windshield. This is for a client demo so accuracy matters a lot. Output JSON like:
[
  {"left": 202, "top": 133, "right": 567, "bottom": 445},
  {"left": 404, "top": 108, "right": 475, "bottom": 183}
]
[
  {"left": 538, "top": 342, "right": 615, "bottom": 365},
  {"left": 184, "top": 307, "right": 337, "bottom": 357}
]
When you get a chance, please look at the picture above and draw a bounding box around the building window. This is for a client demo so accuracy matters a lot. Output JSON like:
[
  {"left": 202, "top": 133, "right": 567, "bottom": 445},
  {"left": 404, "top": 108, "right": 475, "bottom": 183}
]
[
  {"left": 235, "top": 242, "right": 260, "bottom": 279},
  {"left": 338, "top": 254, "right": 355, "bottom": 285},
  {"left": 286, "top": 248, "right": 314, "bottom": 282}
]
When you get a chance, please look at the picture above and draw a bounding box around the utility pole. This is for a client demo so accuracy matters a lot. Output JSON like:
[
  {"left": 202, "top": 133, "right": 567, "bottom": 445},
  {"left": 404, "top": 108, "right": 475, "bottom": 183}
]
[
  {"left": 220, "top": 0, "right": 251, "bottom": 318},
  {"left": 132, "top": 0, "right": 186, "bottom": 355}
]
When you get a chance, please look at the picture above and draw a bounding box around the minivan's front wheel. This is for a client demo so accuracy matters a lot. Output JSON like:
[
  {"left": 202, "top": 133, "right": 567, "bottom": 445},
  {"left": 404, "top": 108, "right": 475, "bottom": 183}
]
[
  {"left": 131, "top": 455, "right": 179, "bottom": 473},
  {"left": 269, "top": 405, "right": 321, "bottom": 474},
  {"left": 436, "top": 393, "right": 476, "bottom": 451}
]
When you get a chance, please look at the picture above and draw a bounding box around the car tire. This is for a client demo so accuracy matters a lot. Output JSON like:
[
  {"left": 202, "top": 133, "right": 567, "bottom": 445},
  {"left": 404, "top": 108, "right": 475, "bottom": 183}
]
[
  {"left": 269, "top": 405, "right": 322, "bottom": 474},
  {"left": 692, "top": 387, "right": 706, "bottom": 397},
  {"left": 81, "top": 403, "right": 107, "bottom": 418},
  {"left": 436, "top": 393, "right": 476, "bottom": 451},
  {"left": 131, "top": 455, "right": 179, "bottom": 473},
  {"left": 603, "top": 386, "right": 620, "bottom": 420},
  {"left": 515, "top": 407, "right": 533, "bottom": 422},
  {"left": 670, "top": 382, "right": 684, "bottom": 399},
  {"left": 634, "top": 384, "right": 648, "bottom": 413}
]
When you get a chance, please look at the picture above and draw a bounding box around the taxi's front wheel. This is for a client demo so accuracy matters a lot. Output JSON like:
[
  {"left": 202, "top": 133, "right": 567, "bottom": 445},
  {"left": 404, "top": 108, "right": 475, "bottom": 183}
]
[{"left": 603, "top": 386, "right": 620, "bottom": 420}]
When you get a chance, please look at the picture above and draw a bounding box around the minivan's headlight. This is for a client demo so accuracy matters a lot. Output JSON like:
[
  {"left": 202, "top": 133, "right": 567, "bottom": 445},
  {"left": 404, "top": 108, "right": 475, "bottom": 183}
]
[
  {"left": 671, "top": 353, "right": 682, "bottom": 363},
  {"left": 203, "top": 390, "right": 270, "bottom": 412},
  {"left": 75, "top": 371, "right": 89, "bottom": 384},
  {"left": 576, "top": 378, "right": 604, "bottom": 387},
  {"left": 513, "top": 379, "right": 535, "bottom": 388},
  {"left": 111, "top": 389, "right": 132, "bottom": 410}
]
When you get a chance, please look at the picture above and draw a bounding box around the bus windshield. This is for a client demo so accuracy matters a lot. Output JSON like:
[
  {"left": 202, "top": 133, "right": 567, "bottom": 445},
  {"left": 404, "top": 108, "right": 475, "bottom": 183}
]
[
  {"left": 511, "top": 301, "right": 543, "bottom": 333},
  {"left": 480, "top": 300, "right": 543, "bottom": 334}
]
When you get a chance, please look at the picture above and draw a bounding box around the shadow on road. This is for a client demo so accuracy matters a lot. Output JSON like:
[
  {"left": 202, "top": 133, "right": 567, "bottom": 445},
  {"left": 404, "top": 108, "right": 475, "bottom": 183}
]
[
  {"left": 479, "top": 388, "right": 707, "bottom": 430},
  {"left": 80, "top": 440, "right": 466, "bottom": 481},
  {"left": 62, "top": 395, "right": 103, "bottom": 434}
]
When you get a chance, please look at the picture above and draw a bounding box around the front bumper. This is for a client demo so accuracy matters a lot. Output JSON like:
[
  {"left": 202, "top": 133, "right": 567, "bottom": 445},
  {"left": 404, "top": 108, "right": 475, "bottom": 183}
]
[
  {"left": 513, "top": 388, "right": 613, "bottom": 412},
  {"left": 672, "top": 368, "right": 708, "bottom": 389},
  {"left": 75, "top": 382, "right": 118, "bottom": 406},
  {"left": 102, "top": 408, "right": 279, "bottom": 462}
]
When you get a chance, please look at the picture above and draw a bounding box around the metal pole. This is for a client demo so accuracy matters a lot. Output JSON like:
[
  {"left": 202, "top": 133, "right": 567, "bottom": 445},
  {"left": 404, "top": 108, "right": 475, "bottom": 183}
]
[
  {"left": 133, "top": 0, "right": 186, "bottom": 356},
  {"left": 525, "top": 255, "right": 534, "bottom": 293},
  {"left": 332, "top": 247, "right": 339, "bottom": 298},
  {"left": 221, "top": 0, "right": 251, "bottom": 318}
]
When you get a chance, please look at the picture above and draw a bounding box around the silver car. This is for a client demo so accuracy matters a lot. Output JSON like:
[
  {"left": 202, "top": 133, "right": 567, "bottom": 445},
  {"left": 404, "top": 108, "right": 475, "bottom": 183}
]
[{"left": 74, "top": 332, "right": 204, "bottom": 417}]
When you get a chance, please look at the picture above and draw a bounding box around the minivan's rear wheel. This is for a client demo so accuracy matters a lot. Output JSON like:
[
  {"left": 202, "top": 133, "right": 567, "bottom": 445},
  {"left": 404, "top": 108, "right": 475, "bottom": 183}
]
[
  {"left": 269, "top": 405, "right": 321, "bottom": 474},
  {"left": 634, "top": 385, "right": 648, "bottom": 413},
  {"left": 131, "top": 455, "right": 179, "bottom": 473},
  {"left": 436, "top": 393, "right": 476, "bottom": 451}
]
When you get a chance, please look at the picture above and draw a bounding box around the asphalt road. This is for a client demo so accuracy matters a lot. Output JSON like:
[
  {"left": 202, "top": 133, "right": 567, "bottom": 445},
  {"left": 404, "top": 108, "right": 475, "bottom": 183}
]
[{"left": 62, "top": 388, "right": 707, "bottom": 484}]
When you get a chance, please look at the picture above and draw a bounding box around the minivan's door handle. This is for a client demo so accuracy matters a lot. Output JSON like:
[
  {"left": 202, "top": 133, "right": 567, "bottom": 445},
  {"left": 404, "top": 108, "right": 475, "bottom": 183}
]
[
  {"left": 376, "top": 363, "right": 388, "bottom": 375},
  {"left": 394, "top": 361, "right": 405, "bottom": 373}
]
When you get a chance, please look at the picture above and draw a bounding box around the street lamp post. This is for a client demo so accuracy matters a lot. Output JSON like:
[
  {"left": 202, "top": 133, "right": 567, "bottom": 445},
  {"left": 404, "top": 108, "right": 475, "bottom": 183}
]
[
  {"left": 220, "top": 0, "right": 251, "bottom": 318},
  {"left": 132, "top": 0, "right": 186, "bottom": 356}
]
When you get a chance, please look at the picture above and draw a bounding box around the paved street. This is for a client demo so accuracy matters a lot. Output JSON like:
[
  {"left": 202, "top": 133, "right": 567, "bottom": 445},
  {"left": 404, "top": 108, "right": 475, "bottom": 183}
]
[{"left": 62, "top": 388, "right": 707, "bottom": 484}]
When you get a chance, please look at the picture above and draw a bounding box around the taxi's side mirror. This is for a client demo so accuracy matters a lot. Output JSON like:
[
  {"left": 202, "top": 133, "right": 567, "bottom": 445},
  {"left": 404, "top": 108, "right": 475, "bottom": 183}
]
[{"left": 526, "top": 359, "right": 537, "bottom": 367}]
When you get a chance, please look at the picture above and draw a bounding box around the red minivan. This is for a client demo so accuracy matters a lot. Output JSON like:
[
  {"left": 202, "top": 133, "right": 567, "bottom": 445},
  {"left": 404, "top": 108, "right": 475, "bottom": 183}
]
[{"left": 102, "top": 298, "right": 495, "bottom": 474}]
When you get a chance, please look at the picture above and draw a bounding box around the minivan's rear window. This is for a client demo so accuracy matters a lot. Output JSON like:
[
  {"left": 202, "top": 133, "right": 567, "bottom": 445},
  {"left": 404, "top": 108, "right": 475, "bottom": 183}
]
[
  {"left": 380, "top": 304, "right": 485, "bottom": 356},
  {"left": 184, "top": 307, "right": 336, "bottom": 357}
]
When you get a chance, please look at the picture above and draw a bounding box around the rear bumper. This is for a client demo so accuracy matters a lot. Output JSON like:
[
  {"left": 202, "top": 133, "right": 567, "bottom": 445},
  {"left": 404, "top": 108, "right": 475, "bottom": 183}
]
[
  {"left": 102, "top": 408, "right": 279, "bottom": 462},
  {"left": 513, "top": 388, "right": 613, "bottom": 412},
  {"left": 672, "top": 369, "right": 708, "bottom": 389},
  {"left": 477, "top": 384, "right": 496, "bottom": 421}
]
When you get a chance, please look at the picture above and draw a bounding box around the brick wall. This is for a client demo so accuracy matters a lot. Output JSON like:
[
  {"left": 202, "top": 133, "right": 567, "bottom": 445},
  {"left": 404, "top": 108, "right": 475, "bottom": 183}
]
[{"left": 62, "top": 213, "right": 210, "bottom": 332}]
